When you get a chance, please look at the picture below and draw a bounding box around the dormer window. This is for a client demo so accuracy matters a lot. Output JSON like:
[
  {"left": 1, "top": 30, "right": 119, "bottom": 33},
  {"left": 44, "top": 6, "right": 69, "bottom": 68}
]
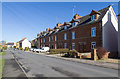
[
  {"left": 64, "top": 25, "right": 67, "bottom": 30},
  {"left": 55, "top": 29, "right": 56, "bottom": 32},
  {"left": 90, "top": 10, "right": 101, "bottom": 21},
  {"left": 91, "top": 14, "right": 96, "bottom": 20},
  {"left": 72, "top": 22, "right": 75, "bottom": 27}
]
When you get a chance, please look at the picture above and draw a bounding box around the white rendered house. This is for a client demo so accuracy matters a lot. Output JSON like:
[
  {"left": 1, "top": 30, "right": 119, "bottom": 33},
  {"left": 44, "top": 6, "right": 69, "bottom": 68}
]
[
  {"left": 102, "top": 5, "right": 118, "bottom": 53},
  {"left": 19, "top": 38, "right": 31, "bottom": 49},
  {"left": 118, "top": 13, "right": 120, "bottom": 57}
]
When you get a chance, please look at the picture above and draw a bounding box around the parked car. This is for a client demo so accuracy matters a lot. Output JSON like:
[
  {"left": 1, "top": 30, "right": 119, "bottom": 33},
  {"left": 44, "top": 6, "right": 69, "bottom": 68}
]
[
  {"left": 35, "top": 47, "right": 50, "bottom": 53},
  {"left": 30, "top": 48, "right": 34, "bottom": 51}
]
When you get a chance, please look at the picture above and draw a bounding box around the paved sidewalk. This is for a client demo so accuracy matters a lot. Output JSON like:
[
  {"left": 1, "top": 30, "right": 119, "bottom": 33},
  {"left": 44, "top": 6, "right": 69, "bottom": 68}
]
[
  {"left": 34, "top": 52, "right": 119, "bottom": 70},
  {"left": 2, "top": 51, "right": 27, "bottom": 77}
]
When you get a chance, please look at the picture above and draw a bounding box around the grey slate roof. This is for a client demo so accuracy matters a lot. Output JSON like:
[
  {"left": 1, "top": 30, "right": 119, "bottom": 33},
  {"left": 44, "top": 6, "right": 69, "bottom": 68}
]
[{"left": 39, "top": 5, "right": 111, "bottom": 37}]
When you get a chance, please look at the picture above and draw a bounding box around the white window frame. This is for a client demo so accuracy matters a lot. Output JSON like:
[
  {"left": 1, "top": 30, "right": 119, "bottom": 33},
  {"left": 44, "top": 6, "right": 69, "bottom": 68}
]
[
  {"left": 72, "top": 31, "right": 75, "bottom": 39},
  {"left": 91, "top": 27, "right": 96, "bottom": 37},
  {"left": 64, "top": 43, "right": 67, "bottom": 49},
  {"left": 72, "top": 43, "right": 75, "bottom": 50},
  {"left": 64, "top": 33, "right": 67, "bottom": 40},
  {"left": 91, "top": 42, "right": 96, "bottom": 49}
]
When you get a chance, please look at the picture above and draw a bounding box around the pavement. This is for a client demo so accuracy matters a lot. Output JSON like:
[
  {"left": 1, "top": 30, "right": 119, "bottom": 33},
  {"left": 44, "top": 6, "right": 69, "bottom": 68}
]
[
  {"left": 40, "top": 53, "right": 119, "bottom": 70},
  {"left": 2, "top": 51, "right": 27, "bottom": 78},
  {"left": 5, "top": 49, "right": 118, "bottom": 77}
]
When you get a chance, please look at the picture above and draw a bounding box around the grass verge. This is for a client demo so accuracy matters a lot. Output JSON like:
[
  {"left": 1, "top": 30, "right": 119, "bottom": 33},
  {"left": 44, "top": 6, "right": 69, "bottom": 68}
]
[
  {"left": 0, "top": 52, "right": 6, "bottom": 56},
  {"left": 0, "top": 59, "right": 5, "bottom": 79},
  {"left": 0, "top": 52, "right": 5, "bottom": 78}
]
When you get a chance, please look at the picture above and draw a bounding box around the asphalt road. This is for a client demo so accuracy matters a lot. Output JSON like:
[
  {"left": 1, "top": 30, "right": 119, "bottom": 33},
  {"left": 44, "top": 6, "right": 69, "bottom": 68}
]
[{"left": 8, "top": 49, "right": 118, "bottom": 77}]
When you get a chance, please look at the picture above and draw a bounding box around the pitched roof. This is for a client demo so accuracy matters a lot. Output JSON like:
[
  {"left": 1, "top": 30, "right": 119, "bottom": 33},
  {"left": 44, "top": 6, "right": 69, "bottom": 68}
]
[
  {"left": 19, "top": 38, "right": 26, "bottom": 43},
  {"left": 77, "top": 5, "right": 111, "bottom": 26}
]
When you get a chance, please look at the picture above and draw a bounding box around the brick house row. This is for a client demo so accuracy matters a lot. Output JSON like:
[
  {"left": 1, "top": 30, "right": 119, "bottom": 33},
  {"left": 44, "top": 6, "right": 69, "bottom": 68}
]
[{"left": 33, "top": 5, "right": 118, "bottom": 55}]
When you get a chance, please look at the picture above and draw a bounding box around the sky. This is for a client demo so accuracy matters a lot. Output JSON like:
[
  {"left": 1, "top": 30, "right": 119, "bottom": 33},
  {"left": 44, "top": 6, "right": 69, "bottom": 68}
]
[{"left": 2, "top": 2, "right": 118, "bottom": 42}]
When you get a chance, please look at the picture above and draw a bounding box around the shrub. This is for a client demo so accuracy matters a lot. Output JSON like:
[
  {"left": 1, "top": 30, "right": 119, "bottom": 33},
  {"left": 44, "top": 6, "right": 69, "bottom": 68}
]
[
  {"left": 2, "top": 46, "right": 7, "bottom": 50},
  {"left": 49, "top": 49, "right": 69, "bottom": 54},
  {"left": 19, "top": 47, "right": 23, "bottom": 50},
  {"left": 97, "top": 47, "right": 110, "bottom": 59},
  {"left": 69, "top": 50, "right": 78, "bottom": 57},
  {"left": 24, "top": 47, "right": 28, "bottom": 51}
]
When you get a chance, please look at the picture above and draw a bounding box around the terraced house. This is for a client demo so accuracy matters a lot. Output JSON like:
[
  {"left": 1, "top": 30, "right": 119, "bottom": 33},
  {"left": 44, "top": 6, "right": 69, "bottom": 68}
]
[{"left": 35, "top": 5, "right": 118, "bottom": 57}]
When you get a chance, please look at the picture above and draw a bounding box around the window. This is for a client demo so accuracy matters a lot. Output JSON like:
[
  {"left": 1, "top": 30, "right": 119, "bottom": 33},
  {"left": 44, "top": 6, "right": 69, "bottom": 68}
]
[
  {"left": 91, "top": 14, "right": 96, "bottom": 20},
  {"left": 72, "top": 43, "right": 75, "bottom": 50},
  {"left": 72, "top": 22, "right": 75, "bottom": 27},
  {"left": 55, "top": 44, "right": 57, "bottom": 49},
  {"left": 64, "top": 43, "right": 67, "bottom": 48},
  {"left": 55, "top": 35, "right": 57, "bottom": 41},
  {"left": 91, "top": 42, "right": 96, "bottom": 49},
  {"left": 91, "top": 27, "right": 96, "bottom": 37},
  {"left": 72, "top": 32, "right": 75, "bottom": 39},
  {"left": 41, "top": 39, "right": 42, "bottom": 43},
  {"left": 44, "top": 38, "right": 45, "bottom": 43},
  {"left": 64, "top": 25, "right": 67, "bottom": 30},
  {"left": 64, "top": 33, "right": 67, "bottom": 40},
  {"left": 49, "top": 37, "right": 51, "bottom": 42}
]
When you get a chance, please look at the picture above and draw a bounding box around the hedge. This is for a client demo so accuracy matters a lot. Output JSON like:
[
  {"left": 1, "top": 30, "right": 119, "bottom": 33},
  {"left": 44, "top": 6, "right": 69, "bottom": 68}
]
[{"left": 49, "top": 49, "right": 69, "bottom": 54}]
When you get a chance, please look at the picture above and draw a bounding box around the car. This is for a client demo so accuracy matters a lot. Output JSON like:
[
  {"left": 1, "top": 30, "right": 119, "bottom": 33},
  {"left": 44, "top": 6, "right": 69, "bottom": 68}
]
[
  {"left": 33, "top": 48, "right": 37, "bottom": 52},
  {"left": 30, "top": 48, "right": 34, "bottom": 51},
  {"left": 35, "top": 47, "right": 50, "bottom": 53}
]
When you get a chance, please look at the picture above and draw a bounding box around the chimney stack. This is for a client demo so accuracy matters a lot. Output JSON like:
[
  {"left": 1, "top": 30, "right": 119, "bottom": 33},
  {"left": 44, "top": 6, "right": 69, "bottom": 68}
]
[
  {"left": 74, "top": 14, "right": 82, "bottom": 19},
  {"left": 46, "top": 28, "right": 50, "bottom": 32},
  {"left": 57, "top": 23, "right": 62, "bottom": 27}
]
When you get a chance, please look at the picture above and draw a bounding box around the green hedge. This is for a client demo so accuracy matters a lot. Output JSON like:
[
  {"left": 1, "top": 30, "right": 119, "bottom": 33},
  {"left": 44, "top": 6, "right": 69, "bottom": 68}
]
[
  {"left": 24, "top": 47, "right": 30, "bottom": 51},
  {"left": 49, "top": 49, "right": 69, "bottom": 54}
]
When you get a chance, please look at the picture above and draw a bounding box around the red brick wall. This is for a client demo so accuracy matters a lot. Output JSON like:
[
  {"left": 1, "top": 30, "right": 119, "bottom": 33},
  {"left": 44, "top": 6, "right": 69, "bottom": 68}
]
[{"left": 38, "top": 22, "right": 102, "bottom": 53}]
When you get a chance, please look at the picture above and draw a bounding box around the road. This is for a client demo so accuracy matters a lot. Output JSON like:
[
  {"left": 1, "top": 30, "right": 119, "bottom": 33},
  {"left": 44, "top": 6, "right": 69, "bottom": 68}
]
[{"left": 8, "top": 49, "right": 118, "bottom": 77}]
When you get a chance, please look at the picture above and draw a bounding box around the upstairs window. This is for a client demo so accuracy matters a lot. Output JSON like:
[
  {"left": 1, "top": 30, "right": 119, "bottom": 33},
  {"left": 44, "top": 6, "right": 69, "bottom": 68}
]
[
  {"left": 72, "top": 32, "right": 75, "bottom": 39},
  {"left": 49, "top": 37, "right": 51, "bottom": 42},
  {"left": 91, "top": 27, "right": 96, "bottom": 37},
  {"left": 72, "top": 22, "right": 75, "bottom": 27},
  {"left": 55, "top": 35, "right": 57, "bottom": 41},
  {"left": 91, "top": 42, "right": 96, "bottom": 49},
  {"left": 64, "top": 25, "right": 67, "bottom": 30},
  {"left": 64, "top": 33, "right": 67, "bottom": 40},
  {"left": 91, "top": 14, "right": 96, "bottom": 20},
  {"left": 41, "top": 39, "right": 42, "bottom": 43}
]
